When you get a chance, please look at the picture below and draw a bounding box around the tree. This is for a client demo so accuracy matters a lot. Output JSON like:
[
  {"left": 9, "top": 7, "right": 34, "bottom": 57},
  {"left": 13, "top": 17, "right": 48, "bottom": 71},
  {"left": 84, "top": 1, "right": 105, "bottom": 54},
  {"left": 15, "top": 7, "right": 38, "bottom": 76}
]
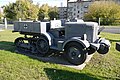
[
  {"left": 84, "top": 1, "right": 120, "bottom": 25},
  {"left": 0, "top": 12, "right": 3, "bottom": 19},
  {"left": 4, "top": 0, "right": 39, "bottom": 20},
  {"left": 40, "top": 4, "right": 50, "bottom": 18},
  {"left": 0, "top": 13, "right": 1, "bottom": 18},
  {"left": 48, "top": 7, "right": 59, "bottom": 20},
  {"left": 4, "top": 3, "right": 17, "bottom": 20},
  {"left": 38, "top": 8, "right": 45, "bottom": 21},
  {"left": 48, "top": 11, "right": 58, "bottom": 20},
  {"left": 37, "top": 4, "right": 59, "bottom": 20}
]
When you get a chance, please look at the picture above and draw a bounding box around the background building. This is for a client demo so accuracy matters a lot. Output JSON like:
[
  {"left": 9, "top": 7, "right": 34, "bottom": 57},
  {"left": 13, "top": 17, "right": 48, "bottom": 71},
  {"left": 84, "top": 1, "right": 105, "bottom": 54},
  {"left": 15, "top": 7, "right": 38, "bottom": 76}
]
[
  {"left": 94, "top": 0, "right": 120, "bottom": 4},
  {"left": 67, "top": 0, "right": 93, "bottom": 19},
  {"left": 115, "top": 0, "right": 120, "bottom": 4},
  {"left": 58, "top": 7, "right": 67, "bottom": 19},
  {"left": 58, "top": 0, "right": 120, "bottom": 19}
]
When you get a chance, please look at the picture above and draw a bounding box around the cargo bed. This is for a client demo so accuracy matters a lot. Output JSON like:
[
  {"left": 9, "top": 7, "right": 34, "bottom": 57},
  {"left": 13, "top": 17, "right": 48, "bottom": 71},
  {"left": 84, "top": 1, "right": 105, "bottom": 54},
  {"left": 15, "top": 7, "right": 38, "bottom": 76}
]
[{"left": 13, "top": 21, "right": 50, "bottom": 33}]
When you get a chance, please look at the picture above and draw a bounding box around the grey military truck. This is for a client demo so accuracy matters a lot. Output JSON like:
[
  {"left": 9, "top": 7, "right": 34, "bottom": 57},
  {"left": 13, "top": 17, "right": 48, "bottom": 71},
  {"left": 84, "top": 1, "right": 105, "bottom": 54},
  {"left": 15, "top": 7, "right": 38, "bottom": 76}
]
[{"left": 13, "top": 20, "right": 111, "bottom": 65}]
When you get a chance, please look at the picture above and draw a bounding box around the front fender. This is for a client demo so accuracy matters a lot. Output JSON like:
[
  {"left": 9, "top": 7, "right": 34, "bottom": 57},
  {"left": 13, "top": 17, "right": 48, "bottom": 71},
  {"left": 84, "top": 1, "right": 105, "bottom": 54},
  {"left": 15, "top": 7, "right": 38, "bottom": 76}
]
[
  {"left": 99, "top": 38, "right": 111, "bottom": 47},
  {"left": 63, "top": 37, "right": 90, "bottom": 50}
]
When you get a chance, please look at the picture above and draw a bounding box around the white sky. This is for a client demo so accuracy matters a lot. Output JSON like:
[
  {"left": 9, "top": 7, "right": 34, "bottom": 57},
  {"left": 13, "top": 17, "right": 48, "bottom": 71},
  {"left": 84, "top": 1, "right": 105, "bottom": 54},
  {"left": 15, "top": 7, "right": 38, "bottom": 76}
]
[{"left": 0, "top": 0, "right": 67, "bottom": 7}]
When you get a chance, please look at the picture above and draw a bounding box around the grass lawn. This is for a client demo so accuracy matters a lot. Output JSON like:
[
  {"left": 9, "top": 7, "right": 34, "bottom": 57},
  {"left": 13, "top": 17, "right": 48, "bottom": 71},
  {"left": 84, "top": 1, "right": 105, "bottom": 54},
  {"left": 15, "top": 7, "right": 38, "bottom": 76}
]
[{"left": 0, "top": 30, "right": 120, "bottom": 80}]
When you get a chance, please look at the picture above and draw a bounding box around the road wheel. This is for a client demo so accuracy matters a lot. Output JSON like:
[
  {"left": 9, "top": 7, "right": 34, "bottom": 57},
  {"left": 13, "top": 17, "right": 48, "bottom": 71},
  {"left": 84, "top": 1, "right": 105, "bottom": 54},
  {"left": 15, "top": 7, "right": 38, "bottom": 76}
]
[
  {"left": 36, "top": 36, "right": 50, "bottom": 56},
  {"left": 97, "top": 43, "right": 109, "bottom": 54},
  {"left": 14, "top": 37, "right": 25, "bottom": 51},
  {"left": 65, "top": 42, "right": 88, "bottom": 65},
  {"left": 14, "top": 37, "right": 25, "bottom": 47}
]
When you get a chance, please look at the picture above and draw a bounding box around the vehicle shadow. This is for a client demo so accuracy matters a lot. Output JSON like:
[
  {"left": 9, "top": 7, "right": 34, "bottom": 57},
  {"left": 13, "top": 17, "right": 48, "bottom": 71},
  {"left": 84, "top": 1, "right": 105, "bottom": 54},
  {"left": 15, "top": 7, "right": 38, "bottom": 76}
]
[
  {"left": 44, "top": 68, "right": 120, "bottom": 80},
  {"left": 0, "top": 41, "right": 74, "bottom": 66},
  {"left": 0, "top": 41, "right": 15, "bottom": 52},
  {"left": 44, "top": 68, "right": 101, "bottom": 80}
]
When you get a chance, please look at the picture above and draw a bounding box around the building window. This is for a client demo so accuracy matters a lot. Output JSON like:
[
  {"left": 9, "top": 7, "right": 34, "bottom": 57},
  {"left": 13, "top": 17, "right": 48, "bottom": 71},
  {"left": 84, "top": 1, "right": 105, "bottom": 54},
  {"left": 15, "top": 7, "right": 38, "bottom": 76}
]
[
  {"left": 81, "top": 8, "right": 83, "bottom": 11},
  {"left": 78, "top": 11, "right": 80, "bottom": 13},
  {"left": 74, "top": 8, "right": 76, "bottom": 11},
  {"left": 77, "top": 15, "right": 79, "bottom": 18},
  {"left": 74, "top": 4, "right": 76, "bottom": 7},
  {"left": 74, "top": 13, "right": 76, "bottom": 15}
]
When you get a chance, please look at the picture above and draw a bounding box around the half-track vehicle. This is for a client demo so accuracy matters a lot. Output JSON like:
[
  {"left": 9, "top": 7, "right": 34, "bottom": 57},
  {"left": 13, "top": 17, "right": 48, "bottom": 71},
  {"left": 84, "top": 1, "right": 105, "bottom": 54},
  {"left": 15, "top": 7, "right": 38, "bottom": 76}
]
[{"left": 13, "top": 19, "right": 111, "bottom": 65}]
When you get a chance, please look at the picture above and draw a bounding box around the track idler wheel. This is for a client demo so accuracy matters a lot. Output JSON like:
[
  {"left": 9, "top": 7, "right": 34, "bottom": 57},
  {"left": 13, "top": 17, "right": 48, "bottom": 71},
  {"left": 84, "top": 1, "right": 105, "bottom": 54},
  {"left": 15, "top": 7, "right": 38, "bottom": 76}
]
[
  {"left": 14, "top": 37, "right": 25, "bottom": 52},
  {"left": 36, "top": 36, "right": 50, "bottom": 56}
]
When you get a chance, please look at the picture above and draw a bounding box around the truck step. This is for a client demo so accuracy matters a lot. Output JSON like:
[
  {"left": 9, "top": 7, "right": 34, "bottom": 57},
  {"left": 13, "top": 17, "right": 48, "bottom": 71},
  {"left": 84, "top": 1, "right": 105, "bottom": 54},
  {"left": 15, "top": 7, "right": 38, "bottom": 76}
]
[{"left": 50, "top": 46, "right": 60, "bottom": 51}]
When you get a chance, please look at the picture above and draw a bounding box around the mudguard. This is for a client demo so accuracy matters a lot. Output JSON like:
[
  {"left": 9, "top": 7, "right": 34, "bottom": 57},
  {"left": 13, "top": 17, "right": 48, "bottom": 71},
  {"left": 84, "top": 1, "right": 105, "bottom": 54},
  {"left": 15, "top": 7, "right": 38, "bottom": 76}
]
[
  {"left": 97, "top": 38, "right": 111, "bottom": 54},
  {"left": 41, "top": 32, "right": 54, "bottom": 46},
  {"left": 63, "top": 37, "right": 90, "bottom": 50},
  {"left": 99, "top": 38, "right": 111, "bottom": 47}
]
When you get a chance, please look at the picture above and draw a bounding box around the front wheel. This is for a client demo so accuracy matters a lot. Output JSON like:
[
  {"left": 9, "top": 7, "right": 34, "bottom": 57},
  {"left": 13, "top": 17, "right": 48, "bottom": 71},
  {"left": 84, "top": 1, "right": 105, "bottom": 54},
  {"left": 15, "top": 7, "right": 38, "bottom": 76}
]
[{"left": 65, "top": 42, "right": 88, "bottom": 65}]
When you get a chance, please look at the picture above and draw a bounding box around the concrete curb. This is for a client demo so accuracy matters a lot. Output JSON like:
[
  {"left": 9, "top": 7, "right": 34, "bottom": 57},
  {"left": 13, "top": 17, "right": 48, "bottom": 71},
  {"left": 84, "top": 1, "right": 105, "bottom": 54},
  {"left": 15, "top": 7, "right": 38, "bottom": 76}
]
[{"left": 64, "top": 54, "right": 94, "bottom": 70}]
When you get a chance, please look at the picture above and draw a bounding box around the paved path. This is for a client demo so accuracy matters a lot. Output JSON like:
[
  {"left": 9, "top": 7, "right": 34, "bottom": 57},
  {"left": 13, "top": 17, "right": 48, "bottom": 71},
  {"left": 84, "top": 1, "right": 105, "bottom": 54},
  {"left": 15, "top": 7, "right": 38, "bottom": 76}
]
[
  {"left": 0, "top": 24, "right": 13, "bottom": 30},
  {"left": 103, "top": 27, "right": 120, "bottom": 34}
]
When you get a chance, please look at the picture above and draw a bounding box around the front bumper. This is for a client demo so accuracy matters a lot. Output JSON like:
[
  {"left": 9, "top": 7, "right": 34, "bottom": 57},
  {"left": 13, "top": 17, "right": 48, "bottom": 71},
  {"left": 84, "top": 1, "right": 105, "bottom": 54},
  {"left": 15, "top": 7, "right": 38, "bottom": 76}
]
[{"left": 90, "top": 38, "right": 111, "bottom": 54}]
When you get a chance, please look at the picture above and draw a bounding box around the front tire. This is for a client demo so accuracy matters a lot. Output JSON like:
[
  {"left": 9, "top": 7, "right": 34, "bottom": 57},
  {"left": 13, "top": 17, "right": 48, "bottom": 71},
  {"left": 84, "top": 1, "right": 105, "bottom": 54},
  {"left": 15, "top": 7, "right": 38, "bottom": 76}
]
[{"left": 65, "top": 42, "right": 88, "bottom": 65}]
